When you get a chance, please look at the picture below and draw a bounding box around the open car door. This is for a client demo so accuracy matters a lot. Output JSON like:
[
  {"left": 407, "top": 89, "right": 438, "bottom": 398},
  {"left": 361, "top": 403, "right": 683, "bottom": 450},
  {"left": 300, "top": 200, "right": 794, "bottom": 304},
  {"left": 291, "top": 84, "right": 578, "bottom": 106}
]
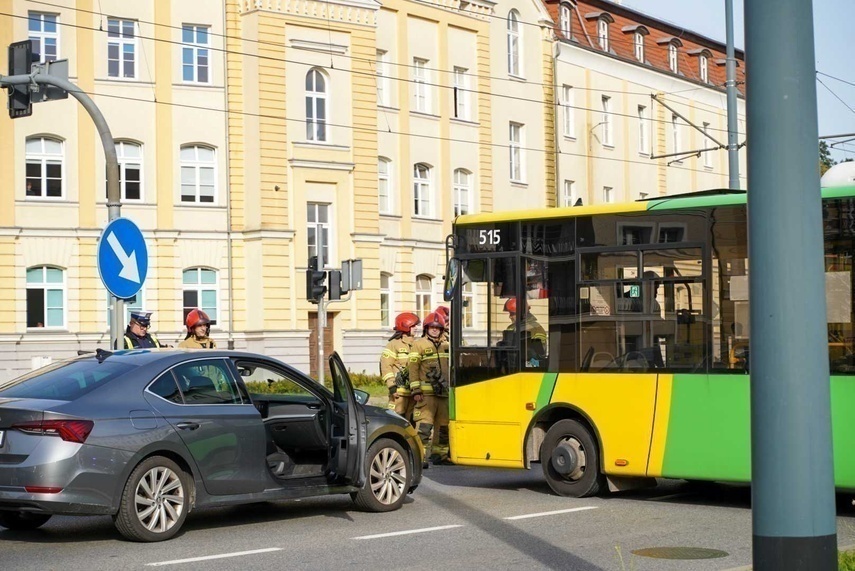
[{"left": 327, "top": 352, "right": 366, "bottom": 487}]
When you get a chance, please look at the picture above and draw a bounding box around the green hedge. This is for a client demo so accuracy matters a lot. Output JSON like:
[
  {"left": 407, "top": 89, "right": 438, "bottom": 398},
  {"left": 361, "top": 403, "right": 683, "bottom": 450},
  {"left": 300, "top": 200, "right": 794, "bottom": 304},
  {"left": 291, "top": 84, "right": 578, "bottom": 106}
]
[{"left": 841, "top": 550, "right": 855, "bottom": 571}]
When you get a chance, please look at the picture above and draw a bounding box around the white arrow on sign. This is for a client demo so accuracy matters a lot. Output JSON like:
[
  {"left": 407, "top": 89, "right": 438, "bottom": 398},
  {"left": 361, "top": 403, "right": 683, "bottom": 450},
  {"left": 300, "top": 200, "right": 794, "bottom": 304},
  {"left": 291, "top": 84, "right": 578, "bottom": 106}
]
[{"left": 106, "top": 231, "right": 141, "bottom": 284}]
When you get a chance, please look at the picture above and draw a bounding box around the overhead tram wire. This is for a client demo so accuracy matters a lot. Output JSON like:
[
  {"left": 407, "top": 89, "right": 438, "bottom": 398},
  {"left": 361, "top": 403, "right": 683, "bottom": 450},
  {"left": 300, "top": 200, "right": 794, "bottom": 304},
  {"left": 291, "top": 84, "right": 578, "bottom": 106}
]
[
  {"left": 21, "top": 1, "right": 743, "bottom": 129},
  {"left": 52, "top": 85, "right": 734, "bottom": 179},
  {"left": 817, "top": 71, "right": 855, "bottom": 90},
  {"left": 817, "top": 77, "right": 855, "bottom": 116}
]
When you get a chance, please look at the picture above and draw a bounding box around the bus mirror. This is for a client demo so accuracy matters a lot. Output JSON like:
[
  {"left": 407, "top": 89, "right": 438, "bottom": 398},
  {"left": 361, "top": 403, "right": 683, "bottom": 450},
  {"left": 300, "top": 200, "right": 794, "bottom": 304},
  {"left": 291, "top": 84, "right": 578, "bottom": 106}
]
[{"left": 444, "top": 258, "right": 460, "bottom": 301}]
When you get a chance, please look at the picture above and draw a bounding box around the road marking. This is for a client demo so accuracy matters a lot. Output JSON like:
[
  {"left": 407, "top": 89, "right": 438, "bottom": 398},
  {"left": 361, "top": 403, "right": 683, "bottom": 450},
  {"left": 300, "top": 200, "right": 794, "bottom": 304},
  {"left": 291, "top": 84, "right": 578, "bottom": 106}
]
[
  {"left": 353, "top": 524, "right": 463, "bottom": 540},
  {"left": 504, "top": 506, "right": 598, "bottom": 520},
  {"left": 146, "top": 548, "right": 283, "bottom": 567}
]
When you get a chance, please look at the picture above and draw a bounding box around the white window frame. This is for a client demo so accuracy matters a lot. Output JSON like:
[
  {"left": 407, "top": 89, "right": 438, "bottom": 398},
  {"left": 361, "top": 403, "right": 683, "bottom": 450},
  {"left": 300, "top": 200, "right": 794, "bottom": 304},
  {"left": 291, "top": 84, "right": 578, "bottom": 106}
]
[
  {"left": 562, "top": 179, "right": 575, "bottom": 208},
  {"left": 182, "top": 24, "right": 210, "bottom": 84},
  {"left": 305, "top": 68, "right": 328, "bottom": 142},
  {"left": 25, "top": 137, "right": 64, "bottom": 200},
  {"left": 598, "top": 18, "right": 609, "bottom": 51},
  {"left": 28, "top": 12, "right": 59, "bottom": 63},
  {"left": 180, "top": 145, "right": 217, "bottom": 203},
  {"left": 461, "top": 281, "right": 474, "bottom": 329},
  {"left": 453, "top": 169, "right": 471, "bottom": 217},
  {"left": 601, "top": 95, "right": 613, "bottom": 147},
  {"left": 26, "top": 266, "right": 66, "bottom": 329},
  {"left": 376, "top": 50, "right": 389, "bottom": 106},
  {"left": 115, "top": 141, "right": 143, "bottom": 202},
  {"left": 105, "top": 289, "right": 145, "bottom": 329},
  {"left": 559, "top": 4, "right": 571, "bottom": 38},
  {"left": 182, "top": 268, "right": 219, "bottom": 326},
  {"left": 507, "top": 10, "right": 522, "bottom": 77},
  {"left": 413, "top": 163, "right": 432, "bottom": 218},
  {"left": 413, "top": 58, "right": 430, "bottom": 113},
  {"left": 307, "top": 202, "right": 332, "bottom": 267},
  {"left": 378, "top": 157, "right": 392, "bottom": 214},
  {"left": 415, "top": 274, "right": 433, "bottom": 322},
  {"left": 562, "top": 85, "right": 575, "bottom": 138},
  {"left": 603, "top": 186, "right": 614, "bottom": 203},
  {"left": 669, "top": 43, "right": 678, "bottom": 73},
  {"left": 638, "top": 105, "right": 649, "bottom": 156},
  {"left": 509, "top": 122, "right": 524, "bottom": 182},
  {"left": 453, "top": 67, "right": 469, "bottom": 120},
  {"left": 107, "top": 18, "right": 137, "bottom": 79},
  {"left": 699, "top": 54, "right": 709, "bottom": 83},
  {"left": 703, "top": 122, "right": 713, "bottom": 168},
  {"left": 380, "top": 273, "right": 393, "bottom": 328},
  {"left": 634, "top": 31, "right": 644, "bottom": 62}
]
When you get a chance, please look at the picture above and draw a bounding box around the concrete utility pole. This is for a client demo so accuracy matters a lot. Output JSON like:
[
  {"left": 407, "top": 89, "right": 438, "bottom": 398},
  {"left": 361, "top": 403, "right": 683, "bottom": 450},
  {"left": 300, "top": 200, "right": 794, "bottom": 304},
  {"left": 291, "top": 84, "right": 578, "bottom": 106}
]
[
  {"left": 725, "top": 0, "right": 741, "bottom": 189},
  {"left": 1, "top": 72, "right": 123, "bottom": 347},
  {"left": 744, "top": 1, "right": 837, "bottom": 569}
]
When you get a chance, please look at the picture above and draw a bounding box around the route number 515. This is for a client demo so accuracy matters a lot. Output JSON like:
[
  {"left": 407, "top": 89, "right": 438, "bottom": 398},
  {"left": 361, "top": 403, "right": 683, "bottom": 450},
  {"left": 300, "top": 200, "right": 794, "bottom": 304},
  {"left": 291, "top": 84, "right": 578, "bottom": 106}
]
[{"left": 478, "top": 229, "right": 501, "bottom": 246}]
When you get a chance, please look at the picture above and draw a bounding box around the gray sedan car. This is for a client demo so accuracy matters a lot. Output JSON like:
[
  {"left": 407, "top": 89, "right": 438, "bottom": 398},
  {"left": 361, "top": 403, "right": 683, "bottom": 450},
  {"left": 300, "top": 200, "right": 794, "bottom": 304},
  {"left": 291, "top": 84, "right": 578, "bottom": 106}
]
[{"left": 0, "top": 349, "right": 422, "bottom": 542}]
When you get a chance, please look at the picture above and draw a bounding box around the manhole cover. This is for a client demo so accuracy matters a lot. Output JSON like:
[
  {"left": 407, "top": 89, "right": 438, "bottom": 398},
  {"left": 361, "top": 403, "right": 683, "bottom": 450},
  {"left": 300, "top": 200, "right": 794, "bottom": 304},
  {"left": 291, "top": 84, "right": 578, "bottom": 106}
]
[{"left": 631, "top": 547, "right": 729, "bottom": 560}]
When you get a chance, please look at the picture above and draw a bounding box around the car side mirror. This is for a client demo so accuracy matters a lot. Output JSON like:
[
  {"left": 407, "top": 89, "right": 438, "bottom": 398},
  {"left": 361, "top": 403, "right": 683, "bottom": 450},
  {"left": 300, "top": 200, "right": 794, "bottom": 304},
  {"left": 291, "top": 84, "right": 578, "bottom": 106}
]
[{"left": 354, "top": 389, "right": 369, "bottom": 405}]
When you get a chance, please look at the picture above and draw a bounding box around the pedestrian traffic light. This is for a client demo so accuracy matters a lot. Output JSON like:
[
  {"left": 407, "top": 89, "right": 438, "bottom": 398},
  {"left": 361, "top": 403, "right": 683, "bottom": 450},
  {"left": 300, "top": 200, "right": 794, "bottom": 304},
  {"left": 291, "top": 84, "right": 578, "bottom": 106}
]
[
  {"left": 306, "top": 256, "right": 327, "bottom": 303},
  {"left": 328, "top": 269, "right": 342, "bottom": 301}
]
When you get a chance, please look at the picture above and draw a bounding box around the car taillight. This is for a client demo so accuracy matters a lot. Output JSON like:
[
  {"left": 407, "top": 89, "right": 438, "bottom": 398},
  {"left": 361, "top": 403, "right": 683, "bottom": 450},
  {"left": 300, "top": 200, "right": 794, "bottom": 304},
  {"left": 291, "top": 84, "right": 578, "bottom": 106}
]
[{"left": 13, "top": 420, "right": 94, "bottom": 443}]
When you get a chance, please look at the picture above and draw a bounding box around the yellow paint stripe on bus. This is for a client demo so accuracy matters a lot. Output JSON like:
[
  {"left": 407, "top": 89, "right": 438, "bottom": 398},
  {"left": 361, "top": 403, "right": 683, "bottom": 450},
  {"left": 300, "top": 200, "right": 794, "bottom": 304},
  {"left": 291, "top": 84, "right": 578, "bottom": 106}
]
[
  {"left": 646, "top": 374, "right": 674, "bottom": 477},
  {"left": 455, "top": 201, "right": 648, "bottom": 225}
]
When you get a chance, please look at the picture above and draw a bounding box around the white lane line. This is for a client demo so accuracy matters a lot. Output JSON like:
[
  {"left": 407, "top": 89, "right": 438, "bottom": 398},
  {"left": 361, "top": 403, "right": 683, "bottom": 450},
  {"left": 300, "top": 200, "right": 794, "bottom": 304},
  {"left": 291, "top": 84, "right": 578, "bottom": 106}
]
[
  {"left": 353, "top": 524, "right": 463, "bottom": 540},
  {"left": 504, "top": 506, "right": 598, "bottom": 520},
  {"left": 146, "top": 548, "right": 284, "bottom": 567}
]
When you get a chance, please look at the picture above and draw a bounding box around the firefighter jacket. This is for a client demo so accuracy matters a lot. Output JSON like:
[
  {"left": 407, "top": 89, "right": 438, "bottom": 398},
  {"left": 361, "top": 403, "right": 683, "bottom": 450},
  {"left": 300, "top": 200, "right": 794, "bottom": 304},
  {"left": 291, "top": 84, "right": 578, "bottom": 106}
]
[
  {"left": 178, "top": 336, "right": 217, "bottom": 349},
  {"left": 408, "top": 336, "right": 450, "bottom": 396},
  {"left": 380, "top": 335, "right": 415, "bottom": 396}
]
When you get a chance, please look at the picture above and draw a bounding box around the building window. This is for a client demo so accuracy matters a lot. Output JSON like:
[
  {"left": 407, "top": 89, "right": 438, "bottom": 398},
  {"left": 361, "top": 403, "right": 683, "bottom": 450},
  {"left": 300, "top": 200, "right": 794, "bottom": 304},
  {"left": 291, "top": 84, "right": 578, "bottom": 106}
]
[
  {"left": 307, "top": 203, "right": 331, "bottom": 266},
  {"left": 25, "top": 137, "right": 63, "bottom": 199},
  {"left": 507, "top": 10, "right": 521, "bottom": 76},
  {"left": 378, "top": 158, "right": 392, "bottom": 214},
  {"left": 182, "top": 268, "right": 218, "bottom": 325},
  {"left": 601, "top": 95, "right": 613, "bottom": 147},
  {"left": 638, "top": 105, "right": 649, "bottom": 155},
  {"left": 26, "top": 266, "right": 65, "bottom": 328},
  {"left": 634, "top": 31, "right": 644, "bottom": 62},
  {"left": 108, "top": 141, "right": 143, "bottom": 201},
  {"left": 306, "top": 68, "right": 327, "bottom": 142},
  {"left": 413, "top": 58, "right": 430, "bottom": 113},
  {"left": 509, "top": 122, "right": 524, "bottom": 182},
  {"left": 28, "top": 12, "right": 59, "bottom": 63},
  {"left": 453, "top": 67, "right": 469, "bottom": 120},
  {"left": 562, "top": 85, "right": 575, "bottom": 138},
  {"left": 413, "top": 163, "right": 431, "bottom": 217},
  {"left": 699, "top": 54, "right": 709, "bottom": 83},
  {"left": 598, "top": 18, "right": 609, "bottom": 51},
  {"left": 180, "top": 145, "right": 216, "bottom": 203},
  {"left": 672, "top": 114, "right": 682, "bottom": 158},
  {"left": 562, "top": 180, "right": 575, "bottom": 207},
  {"left": 462, "top": 281, "right": 474, "bottom": 329},
  {"left": 106, "top": 290, "right": 144, "bottom": 328},
  {"left": 453, "top": 169, "right": 471, "bottom": 217},
  {"left": 603, "top": 186, "right": 614, "bottom": 203},
  {"left": 380, "top": 273, "right": 393, "bottom": 327},
  {"left": 182, "top": 25, "right": 210, "bottom": 83},
  {"left": 669, "top": 43, "right": 678, "bottom": 73},
  {"left": 415, "top": 274, "right": 433, "bottom": 322},
  {"left": 703, "top": 122, "right": 713, "bottom": 168},
  {"left": 559, "top": 4, "right": 571, "bottom": 38},
  {"left": 376, "top": 50, "right": 389, "bottom": 106},
  {"left": 107, "top": 18, "right": 136, "bottom": 79}
]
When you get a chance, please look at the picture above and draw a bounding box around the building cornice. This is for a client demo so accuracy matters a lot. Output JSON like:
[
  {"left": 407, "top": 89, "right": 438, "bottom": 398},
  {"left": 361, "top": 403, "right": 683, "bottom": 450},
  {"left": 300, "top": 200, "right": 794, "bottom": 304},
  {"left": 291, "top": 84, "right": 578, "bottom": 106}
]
[
  {"left": 289, "top": 39, "right": 349, "bottom": 55},
  {"left": 239, "top": 0, "right": 379, "bottom": 27},
  {"left": 288, "top": 158, "right": 356, "bottom": 172},
  {"left": 351, "top": 233, "right": 385, "bottom": 243}
]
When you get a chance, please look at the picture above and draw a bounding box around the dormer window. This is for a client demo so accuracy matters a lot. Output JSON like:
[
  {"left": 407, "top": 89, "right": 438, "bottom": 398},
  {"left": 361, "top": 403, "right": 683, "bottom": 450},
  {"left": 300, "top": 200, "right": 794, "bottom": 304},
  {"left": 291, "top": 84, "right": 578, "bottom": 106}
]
[
  {"left": 559, "top": 3, "right": 572, "bottom": 38},
  {"left": 657, "top": 37, "right": 683, "bottom": 74},
  {"left": 687, "top": 49, "right": 714, "bottom": 83},
  {"left": 635, "top": 32, "right": 644, "bottom": 62},
  {"left": 586, "top": 12, "right": 614, "bottom": 52}
]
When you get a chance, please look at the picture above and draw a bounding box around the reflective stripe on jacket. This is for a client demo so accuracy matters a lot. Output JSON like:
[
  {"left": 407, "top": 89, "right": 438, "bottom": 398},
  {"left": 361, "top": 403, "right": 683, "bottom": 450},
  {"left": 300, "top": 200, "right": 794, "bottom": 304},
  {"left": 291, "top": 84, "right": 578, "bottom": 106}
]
[
  {"left": 408, "top": 336, "right": 450, "bottom": 396},
  {"left": 380, "top": 335, "right": 414, "bottom": 396}
]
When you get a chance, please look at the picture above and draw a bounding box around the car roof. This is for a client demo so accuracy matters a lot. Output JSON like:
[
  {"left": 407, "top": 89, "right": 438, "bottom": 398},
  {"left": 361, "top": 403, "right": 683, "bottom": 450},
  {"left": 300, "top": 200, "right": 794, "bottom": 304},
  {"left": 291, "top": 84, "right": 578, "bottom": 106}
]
[{"left": 76, "top": 348, "right": 288, "bottom": 368}]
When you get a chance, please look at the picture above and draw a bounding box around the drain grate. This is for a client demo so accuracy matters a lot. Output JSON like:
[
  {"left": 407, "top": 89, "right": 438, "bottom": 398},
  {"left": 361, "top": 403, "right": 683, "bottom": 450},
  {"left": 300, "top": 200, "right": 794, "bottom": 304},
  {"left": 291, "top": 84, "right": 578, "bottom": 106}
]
[{"left": 631, "top": 547, "right": 729, "bottom": 560}]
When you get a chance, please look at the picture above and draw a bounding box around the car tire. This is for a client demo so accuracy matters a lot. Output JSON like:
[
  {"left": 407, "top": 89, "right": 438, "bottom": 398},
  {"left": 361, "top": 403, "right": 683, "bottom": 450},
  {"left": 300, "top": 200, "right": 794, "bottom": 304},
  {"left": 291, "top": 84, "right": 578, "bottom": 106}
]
[
  {"left": 113, "top": 456, "right": 191, "bottom": 542},
  {"left": 0, "top": 511, "right": 52, "bottom": 530},
  {"left": 352, "top": 438, "right": 411, "bottom": 512},
  {"left": 540, "top": 419, "right": 604, "bottom": 498}
]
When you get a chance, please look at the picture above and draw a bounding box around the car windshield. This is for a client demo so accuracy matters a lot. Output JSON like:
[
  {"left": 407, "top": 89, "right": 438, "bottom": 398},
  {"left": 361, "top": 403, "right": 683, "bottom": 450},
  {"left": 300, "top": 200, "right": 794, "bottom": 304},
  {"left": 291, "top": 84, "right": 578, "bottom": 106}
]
[{"left": 0, "top": 359, "right": 137, "bottom": 401}]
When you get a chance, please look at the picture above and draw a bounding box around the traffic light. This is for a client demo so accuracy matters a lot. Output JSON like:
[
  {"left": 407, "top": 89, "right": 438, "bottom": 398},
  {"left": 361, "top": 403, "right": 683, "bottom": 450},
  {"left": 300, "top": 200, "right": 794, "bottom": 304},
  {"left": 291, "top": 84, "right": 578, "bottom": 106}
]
[
  {"left": 7, "top": 40, "right": 33, "bottom": 119},
  {"left": 328, "top": 270, "right": 342, "bottom": 301},
  {"left": 306, "top": 256, "right": 327, "bottom": 303}
]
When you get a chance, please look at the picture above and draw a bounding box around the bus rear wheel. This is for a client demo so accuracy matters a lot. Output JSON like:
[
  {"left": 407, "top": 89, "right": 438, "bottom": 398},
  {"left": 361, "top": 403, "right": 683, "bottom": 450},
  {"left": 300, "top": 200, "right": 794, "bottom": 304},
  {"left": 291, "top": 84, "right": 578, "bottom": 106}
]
[{"left": 540, "top": 419, "right": 604, "bottom": 497}]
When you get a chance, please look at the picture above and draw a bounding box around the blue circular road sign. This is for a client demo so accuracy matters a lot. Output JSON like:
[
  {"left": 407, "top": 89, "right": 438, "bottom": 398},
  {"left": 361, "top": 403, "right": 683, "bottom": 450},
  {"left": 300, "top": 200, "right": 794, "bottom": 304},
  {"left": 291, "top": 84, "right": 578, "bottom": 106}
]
[{"left": 97, "top": 217, "right": 148, "bottom": 299}]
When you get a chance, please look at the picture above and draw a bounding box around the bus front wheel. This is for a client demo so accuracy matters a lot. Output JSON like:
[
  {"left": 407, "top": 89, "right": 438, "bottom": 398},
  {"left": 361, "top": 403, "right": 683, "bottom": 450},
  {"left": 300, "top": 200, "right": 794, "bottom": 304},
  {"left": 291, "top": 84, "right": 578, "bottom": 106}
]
[{"left": 540, "top": 419, "right": 604, "bottom": 497}]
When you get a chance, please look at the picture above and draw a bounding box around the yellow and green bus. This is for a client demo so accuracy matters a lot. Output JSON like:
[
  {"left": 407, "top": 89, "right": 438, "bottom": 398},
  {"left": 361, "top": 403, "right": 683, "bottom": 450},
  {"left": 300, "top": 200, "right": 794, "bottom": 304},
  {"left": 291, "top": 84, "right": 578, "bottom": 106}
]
[{"left": 443, "top": 187, "right": 855, "bottom": 497}]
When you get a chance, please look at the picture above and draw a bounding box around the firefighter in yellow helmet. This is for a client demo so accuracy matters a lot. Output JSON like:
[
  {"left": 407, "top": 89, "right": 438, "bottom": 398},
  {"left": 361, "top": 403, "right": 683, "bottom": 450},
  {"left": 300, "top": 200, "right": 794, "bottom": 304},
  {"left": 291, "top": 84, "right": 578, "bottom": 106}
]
[
  {"left": 380, "top": 312, "right": 420, "bottom": 421},
  {"left": 408, "top": 311, "right": 451, "bottom": 466}
]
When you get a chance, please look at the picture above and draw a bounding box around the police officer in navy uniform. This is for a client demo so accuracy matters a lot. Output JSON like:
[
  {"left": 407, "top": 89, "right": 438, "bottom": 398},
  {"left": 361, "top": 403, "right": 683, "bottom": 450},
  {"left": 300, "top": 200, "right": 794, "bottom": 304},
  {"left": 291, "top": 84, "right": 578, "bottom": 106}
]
[{"left": 121, "top": 311, "right": 163, "bottom": 349}]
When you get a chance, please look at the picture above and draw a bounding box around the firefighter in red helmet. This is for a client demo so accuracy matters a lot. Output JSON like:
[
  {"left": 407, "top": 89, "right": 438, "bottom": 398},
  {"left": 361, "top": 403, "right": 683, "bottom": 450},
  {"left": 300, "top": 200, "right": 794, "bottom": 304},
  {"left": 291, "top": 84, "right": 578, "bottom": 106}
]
[
  {"left": 179, "top": 308, "right": 217, "bottom": 349},
  {"left": 381, "top": 312, "right": 420, "bottom": 420},
  {"left": 434, "top": 305, "right": 450, "bottom": 343},
  {"left": 504, "top": 298, "right": 547, "bottom": 367},
  {"left": 408, "top": 311, "right": 451, "bottom": 466}
]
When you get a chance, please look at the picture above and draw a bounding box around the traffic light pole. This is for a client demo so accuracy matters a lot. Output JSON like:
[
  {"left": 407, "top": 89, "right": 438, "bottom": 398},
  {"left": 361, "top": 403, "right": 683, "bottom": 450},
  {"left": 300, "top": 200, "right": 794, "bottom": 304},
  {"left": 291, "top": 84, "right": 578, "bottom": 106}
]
[{"left": 0, "top": 72, "right": 123, "bottom": 347}]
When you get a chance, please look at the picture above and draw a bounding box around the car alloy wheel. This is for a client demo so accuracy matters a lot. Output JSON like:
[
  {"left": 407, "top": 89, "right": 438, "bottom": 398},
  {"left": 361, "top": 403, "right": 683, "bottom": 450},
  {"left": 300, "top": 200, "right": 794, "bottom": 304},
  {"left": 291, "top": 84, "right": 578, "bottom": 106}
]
[
  {"left": 370, "top": 446, "right": 407, "bottom": 506},
  {"left": 134, "top": 465, "right": 185, "bottom": 533}
]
